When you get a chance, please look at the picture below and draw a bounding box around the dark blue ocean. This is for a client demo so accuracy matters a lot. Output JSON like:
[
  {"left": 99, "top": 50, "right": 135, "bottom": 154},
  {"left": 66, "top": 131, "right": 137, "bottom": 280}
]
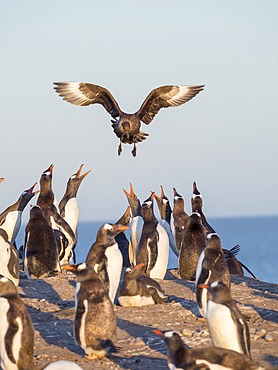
[{"left": 17, "top": 216, "right": 278, "bottom": 284}]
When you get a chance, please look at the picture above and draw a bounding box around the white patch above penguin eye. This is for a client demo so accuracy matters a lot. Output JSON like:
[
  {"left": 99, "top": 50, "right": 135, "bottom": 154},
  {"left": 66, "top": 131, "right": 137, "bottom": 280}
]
[
  {"left": 126, "top": 267, "right": 132, "bottom": 272},
  {"left": 0, "top": 277, "right": 9, "bottom": 283},
  {"left": 144, "top": 201, "right": 152, "bottom": 207},
  {"left": 70, "top": 175, "right": 77, "bottom": 179},
  {"left": 192, "top": 211, "right": 201, "bottom": 217},
  {"left": 104, "top": 223, "right": 114, "bottom": 231},
  {"left": 22, "top": 191, "right": 28, "bottom": 195},
  {"left": 192, "top": 193, "right": 202, "bottom": 200},
  {"left": 162, "top": 199, "right": 168, "bottom": 204},
  {"left": 43, "top": 171, "right": 51, "bottom": 176},
  {"left": 77, "top": 263, "right": 87, "bottom": 271},
  {"left": 210, "top": 281, "right": 219, "bottom": 288},
  {"left": 207, "top": 233, "right": 219, "bottom": 239},
  {"left": 164, "top": 331, "right": 175, "bottom": 338}
]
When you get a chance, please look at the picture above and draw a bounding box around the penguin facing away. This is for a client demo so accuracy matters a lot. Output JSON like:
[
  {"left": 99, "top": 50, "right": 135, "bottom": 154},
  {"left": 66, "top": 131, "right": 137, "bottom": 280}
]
[
  {"left": 199, "top": 281, "right": 251, "bottom": 358},
  {"left": 118, "top": 263, "right": 168, "bottom": 307},
  {"left": 59, "top": 164, "right": 91, "bottom": 264},
  {"left": 114, "top": 206, "right": 131, "bottom": 267},
  {"left": 123, "top": 183, "right": 144, "bottom": 265},
  {"left": 0, "top": 275, "right": 34, "bottom": 370},
  {"left": 86, "top": 223, "right": 129, "bottom": 304},
  {"left": 153, "top": 186, "right": 179, "bottom": 257},
  {"left": 61, "top": 263, "right": 117, "bottom": 359},
  {"left": 172, "top": 187, "right": 189, "bottom": 253},
  {"left": 136, "top": 193, "right": 169, "bottom": 280},
  {"left": 154, "top": 330, "right": 261, "bottom": 370},
  {"left": 0, "top": 229, "right": 19, "bottom": 286},
  {"left": 0, "top": 182, "right": 39, "bottom": 244},
  {"left": 195, "top": 233, "right": 231, "bottom": 318},
  {"left": 24, "top": 205, "right": 60, "bottom": 279},
  {"left": 178, "top": 212, "right": 207, "bottom": 281}
]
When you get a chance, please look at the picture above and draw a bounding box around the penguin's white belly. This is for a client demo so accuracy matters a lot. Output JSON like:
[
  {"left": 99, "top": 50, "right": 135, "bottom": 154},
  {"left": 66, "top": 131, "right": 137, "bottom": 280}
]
[
  {"left": 207, "top": 301, "right": 242, "bottom": 353},
  {"left": 64, "top": 198, "right": 79, "bottom": 235},
  {"left": 43, "top": 361, "right": 83, "bottom": 369},
  {"left": 0, "top": 237, "right": 19, "bottom": 286},
  {"left": 195, "top": 360, "right": 233, "bottom": 370},
  {"left": 195, "top": 249, "right": 205, "bottom": 286},
  {"left": 149, "top": 224, "right": 169, "bottom": 280},
  {"left": 1, "top": 211, "right": 21, "bottom": 243},
  {"left": 160, "top": 220, "right": 178, "bottom": 257},
  {"left": 118, "top": 294, "right": 155, "bottom": 307},
  {"left": 0, "top": 298, "right": 20, "bottom": 370},
  {"left": 130, "top": 216, "right": 143, "bottom": 264},
  {"left": 105, "top": 244, "right": 123, "bottom": 303}
]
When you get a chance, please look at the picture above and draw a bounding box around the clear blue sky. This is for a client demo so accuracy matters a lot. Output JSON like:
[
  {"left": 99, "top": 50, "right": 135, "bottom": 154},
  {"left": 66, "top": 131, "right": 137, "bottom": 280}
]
[{"left": 1, "top": 0, "right": 278, "bottom": 223}]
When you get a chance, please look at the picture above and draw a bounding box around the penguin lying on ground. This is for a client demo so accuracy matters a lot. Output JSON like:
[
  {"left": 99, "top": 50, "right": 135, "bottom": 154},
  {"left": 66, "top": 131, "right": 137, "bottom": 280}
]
[
  {"left": 0, "top": 275, "right": 34, "bottom": 369},
  {"left": 61, "top": 263, "right": 117, "bottom": 359},
  {"left": 195, "top": 233, "right": 231, "bottom": 318},
  {"left": 0, "top": 228, "right": 19, "bottom": 286},
  {"left": 59, "top": 164, "right": 91, "bottom": 264},
  {"left": 118, "top": 263, "right": 168, "bottom": 307},
  {"left": 54, "top": 82, "right": 204, "bottom": 157},
  {"left": 199, "top": 281, "right": 251, "bottom": 358},
  {"left": 153, "top": 186, "right": 179, "bottom": 257},
  {"left": 154, "top": 330, "right": 263, "bottom": 370},
  {"left": 0, "top": 182, "right": 39, "bottom": 245},
  {"left": 123, "top": 183, "right": 143, "bottom": 265},
  {"left": 136, "top": 193, "right": 169, "bottom": 280},
  {"left": 86, "top": 223, "right": 129, "bottom": 304}
]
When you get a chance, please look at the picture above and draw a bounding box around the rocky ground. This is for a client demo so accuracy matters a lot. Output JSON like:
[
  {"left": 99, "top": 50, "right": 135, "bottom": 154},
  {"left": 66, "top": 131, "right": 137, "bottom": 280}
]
[{"left": 18, "top": 270, "right": 278, "bottom": 369}]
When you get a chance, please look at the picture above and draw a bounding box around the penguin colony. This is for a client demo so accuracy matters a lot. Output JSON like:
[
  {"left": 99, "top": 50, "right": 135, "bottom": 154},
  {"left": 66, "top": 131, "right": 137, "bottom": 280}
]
[{"left": 0, "top": 164, "right": 273, "bottom": 370}]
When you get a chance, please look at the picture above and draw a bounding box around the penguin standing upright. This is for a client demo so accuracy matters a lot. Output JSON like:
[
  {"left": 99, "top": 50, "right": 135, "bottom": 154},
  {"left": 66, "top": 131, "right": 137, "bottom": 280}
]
[
  {"left": 136, "top": 194, "right": 169, "bottom": 279},
  {"left": 172, "top": 188, "right": 189, "bottom": 252},
  {"left": 154, "top": 330, "right": 260, "bottom": 370},
  {"left": 0, "top": 275, "right": 34, "bottom": 369},
  {"left": 114, "top": 206, "right": 131, "bottom": 267},
  {"left": 24, "top": 205, "right": 60, "bottom": 278},
  {"left": 123, "top": 183, "right": 143, "bottom": 265},
  {"left": 0, "top": 229, "right": 19, "bottom": 286},
  {"left": 199, "top": 281, "right": 251, "bottom": 358},
  {"left": 0, "top": 182, "right": 39, "bottom": 245},
  {"left": 118, "top": 263, "right": 168, "bottom": 307},
  {"left": 153, "top": 186, "right": 179, "bottom": 257},
  {"left": 86, "top": 223, "right": 129, "bottom": 303},
  {"left": 37, "top": 164, "right": 76, "bottom": 260},
  {"left": 59, "top": 164, "right": 91, "bottom": 263},
  {"left": 61, "top": 263, "right": 116, "bottom": 359},
  {"left": 196, "top": 233, "right": 231, "bottom": 318},
  {"left": 178, "top": 212, "right": 206, "bottom": 281}
]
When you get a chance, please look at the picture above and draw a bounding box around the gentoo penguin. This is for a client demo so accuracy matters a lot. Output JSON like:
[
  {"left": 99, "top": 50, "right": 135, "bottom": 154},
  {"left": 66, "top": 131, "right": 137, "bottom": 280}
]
[
  {"left": 42, "top": 361, "right": 83, "bottom": 369},
  {"left": 178, "top": 212, "right": 206, "bottom": 281},
  {"left": 0, "top": 229, "right": 19, "bottom": 286},
  {"left": 199, "top": 281, "right": 251, "bottom": 358},
  {"left": 86, "top": 223, "right": 129, "bottom": 304},
  {"left": 59, "top": 164, "right": 91, "bottom": 263},
  {"left": 0, "top": 182, "right": 39, "bottom": 244},
  {"left": 172, "top": 187, "right": 189, "bottom": 252},
  {"left": 154, "top": 330, "right": 261, "bottom": 370},
  {"left": 61, "top": 263, "right": 116, "bottom": 359},
  {"left": 153, "top": 186, "right": 179, "bottom": 257},
  {"left": 0, "top": 275, "right": 34, "bottom": 369},
  {"left": 118, "top": 263, "right": 168, "bottom": 307},
  {"left": 136, "top": 193, "right": 169, "bottom": 280},
  {"left": 114, "top": 206, "right": 131, "bottom": 267},
  {"left": 36, "top": 164, "right": 76, "bottom": 259},
  {"left": 191, "top": 181, "right": 256, "bottom": 278},
  {"left": 195, "top": 233, "right": 231, "bottom": 318},
  {"left": 24, "top": 205, "right": 60, "bottom": 278},
  {"left": 54, "top": 82, "right": 204, "bottom": 156},
  {"left": 123, "top": 183, "right": 143, "bottom": 265}
]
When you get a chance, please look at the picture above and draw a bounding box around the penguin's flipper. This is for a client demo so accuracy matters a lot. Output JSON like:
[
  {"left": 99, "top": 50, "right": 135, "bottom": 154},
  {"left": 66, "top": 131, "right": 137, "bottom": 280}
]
[
  {"left": 146, "top": 232, "right": 158, "bottom": 273},
  {"left": 52, "top": 207, "right": 76, "bottom": 243},
  {"left": 5, "top": 314, "right": 20, "bottom": 364},
  {"left": 196, "top": 267, "right": 210, "bottom": 309},
  {"left": 147, "top": 286, "right": 168, "bottom": 304},
  {"left": 128, "top": 240, "right": 134, "bottom": 265},
  {"left": 238, "top": 261, "right": 257, "bottom": 279},
  {"left": 229, "top": 303, "right": 251, "bottom": 358}
]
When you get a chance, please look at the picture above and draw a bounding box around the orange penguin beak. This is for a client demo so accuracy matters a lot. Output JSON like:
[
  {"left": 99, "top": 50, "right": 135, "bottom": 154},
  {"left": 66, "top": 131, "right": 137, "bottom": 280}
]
[
  {"left": 198, "top": 284, "right": 209, "bottom": 289},
  {"left": 77, "top": 164, "right": 91, "bottom": 178},
  {"left": 61, "top": 264, "right": 78, "bottom": 272},
  {"left": 116, "top": 225, "right": 130, "bottom": 232},
  {"left": 29, "top": 182, "right": 40, "bottom": 195},
  {"left": 135, "top": 263, "right": 144, "bottom": 270},
  {"left": 153, "top": 329, "right": 164, "bottom": 337}
]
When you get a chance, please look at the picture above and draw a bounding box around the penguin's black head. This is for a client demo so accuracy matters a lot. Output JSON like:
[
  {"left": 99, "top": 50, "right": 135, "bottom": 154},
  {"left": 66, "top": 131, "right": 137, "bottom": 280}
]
[
  {"left": 124, "top": 263, "right": 144, "bottom": 281},
  {"left": 123, "top": 184, "right": 141, "bottom": 217},
  {"left": 116, "top": 206, "right": 131, "bottom": 227},
  {"left": 187, "top": 212, "right": 203, "bottom": 229},
  {"left": 39, "top": 164, "right": 54, "bottom": 190},
  {"left": 153, "top": 186, "right": 171, "bottom": 221},
  {"left": 206, "top": 233, "right": 222, "bottom": 250},
  {"left": 200, "top": 281, "right": 230, "bottom": 303},
  {"left": 0, "top": 275, "right": 17, "bottom": 296},
  {"left": 153, "top": 330, "right": 187, "bottom": 362},
  {"left": 66, "top": 164, "right": 91, "bottom": 195},
  {"left": 18, "top": 182, "right": 40, "bottom": 211},
  {"left": 97, "top": 223, "right": 130, "bottom": 245},
  {"left": 29, "top": 204, "right": 45, "bottom": 220},
  {"left": 141, "top": 193, "right": 156, "bottom": 220},
  {"left": 191, "top": 181, "right": 202, "bottom": 212},
  {"left": 61, "top": 263, "right": 98, "bottom": 282}
]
